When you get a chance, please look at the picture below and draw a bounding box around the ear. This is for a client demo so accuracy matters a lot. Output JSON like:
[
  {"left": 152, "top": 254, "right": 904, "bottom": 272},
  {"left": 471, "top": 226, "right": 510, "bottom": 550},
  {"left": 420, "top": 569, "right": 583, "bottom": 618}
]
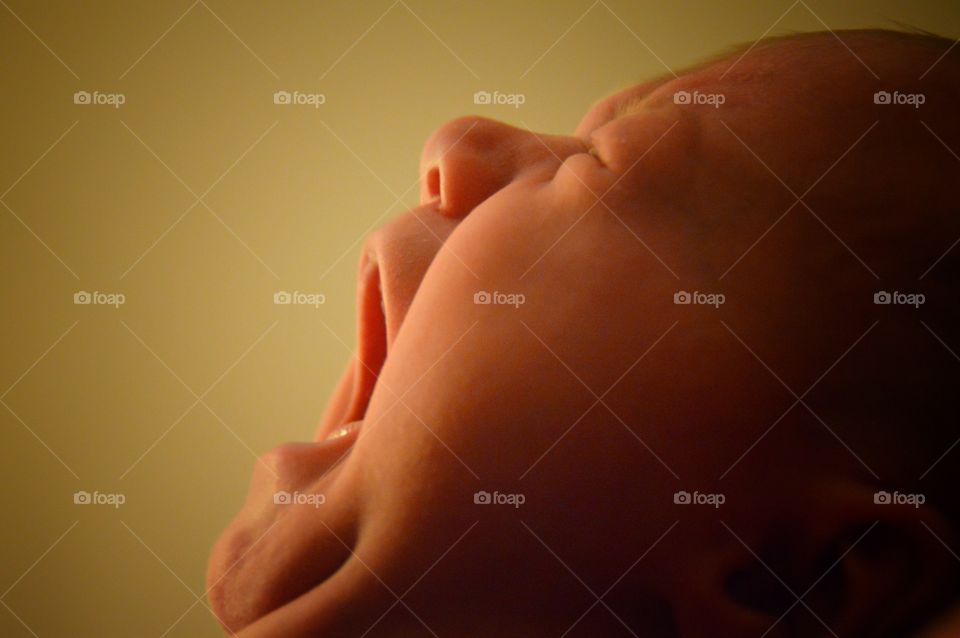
[
  {"left": 672, "top": 481, "right": 959, "bottom": 638},
  {"left": 917, "top": 603, "right": 960, "bottom": 638},
  {"left": 789, "top": 481, "right": 958, "bottom": 637}
]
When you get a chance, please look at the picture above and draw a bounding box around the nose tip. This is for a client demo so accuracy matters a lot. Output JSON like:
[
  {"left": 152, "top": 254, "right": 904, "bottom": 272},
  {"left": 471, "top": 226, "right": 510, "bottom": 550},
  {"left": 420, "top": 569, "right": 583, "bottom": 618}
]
[
  {"left": 419, "top": 116, "right": 511, "bottom": 218},
  {"left": 419, "top": 116, "right": 584, "bottom": 218}
]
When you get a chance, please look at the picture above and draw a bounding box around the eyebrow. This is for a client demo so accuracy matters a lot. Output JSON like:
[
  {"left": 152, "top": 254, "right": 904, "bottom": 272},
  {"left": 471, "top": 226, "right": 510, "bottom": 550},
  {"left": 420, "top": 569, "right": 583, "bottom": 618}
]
[
  {"left": 610, "top": 77, "right": 673, "bottom": 119},
  {"left": 605, "top": 51, "right": 736, "bottom": 121}
]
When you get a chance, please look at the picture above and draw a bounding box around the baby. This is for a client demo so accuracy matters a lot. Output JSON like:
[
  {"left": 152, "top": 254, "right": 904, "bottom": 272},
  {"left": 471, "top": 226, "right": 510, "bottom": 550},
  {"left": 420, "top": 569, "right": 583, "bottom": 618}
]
[{"left": 208, "top": 29, "right": 960, "bottom": 637}]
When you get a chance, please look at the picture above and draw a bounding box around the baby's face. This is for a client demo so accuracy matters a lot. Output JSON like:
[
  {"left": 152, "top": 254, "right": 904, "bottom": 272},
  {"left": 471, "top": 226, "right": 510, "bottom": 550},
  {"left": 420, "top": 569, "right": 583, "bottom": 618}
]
[{"left": 210, "top": 34, "right": 955, "bottom": 637}]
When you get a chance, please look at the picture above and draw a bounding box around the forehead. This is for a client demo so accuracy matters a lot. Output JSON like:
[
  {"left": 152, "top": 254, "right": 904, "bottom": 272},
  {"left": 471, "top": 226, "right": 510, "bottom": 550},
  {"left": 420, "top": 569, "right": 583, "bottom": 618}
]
[{"left": 572, "top": 32, "right": 880, "bottom": 138}]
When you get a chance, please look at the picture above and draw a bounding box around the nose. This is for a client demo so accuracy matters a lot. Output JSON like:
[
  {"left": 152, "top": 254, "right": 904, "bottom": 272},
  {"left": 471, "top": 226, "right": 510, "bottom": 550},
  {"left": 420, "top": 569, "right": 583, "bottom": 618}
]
[{"left": 419, "top": 116, "right": 586, "bottom": 218}]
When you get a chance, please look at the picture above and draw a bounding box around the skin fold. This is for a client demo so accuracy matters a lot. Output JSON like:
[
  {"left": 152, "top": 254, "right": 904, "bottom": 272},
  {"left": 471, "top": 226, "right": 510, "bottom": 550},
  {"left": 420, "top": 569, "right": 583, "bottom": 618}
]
[{"left": 208, "top": 30, "right": 960, "bottom": 637}]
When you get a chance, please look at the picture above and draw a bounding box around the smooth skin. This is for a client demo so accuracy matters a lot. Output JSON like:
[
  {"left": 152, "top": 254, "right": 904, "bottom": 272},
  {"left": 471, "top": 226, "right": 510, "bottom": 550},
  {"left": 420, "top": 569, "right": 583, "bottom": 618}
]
[{"left": 209, "top": 30, "right": 960, "bottom": 637}]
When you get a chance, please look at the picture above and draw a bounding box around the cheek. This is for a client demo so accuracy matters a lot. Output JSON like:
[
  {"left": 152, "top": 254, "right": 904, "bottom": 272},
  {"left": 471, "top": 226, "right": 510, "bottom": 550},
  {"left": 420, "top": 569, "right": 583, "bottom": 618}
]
[
  {"left": 551, "top": 153, "right": 618, "bottom": 206},
  {"left": 440, "top": 188, "right": 560, "bottom": 278}
]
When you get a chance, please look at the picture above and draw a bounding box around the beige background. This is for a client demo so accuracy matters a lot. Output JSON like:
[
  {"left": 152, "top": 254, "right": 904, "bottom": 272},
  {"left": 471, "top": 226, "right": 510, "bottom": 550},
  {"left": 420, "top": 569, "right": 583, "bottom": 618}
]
[{"left": 0, "top": 1, "right": 958, "bottom": 636}]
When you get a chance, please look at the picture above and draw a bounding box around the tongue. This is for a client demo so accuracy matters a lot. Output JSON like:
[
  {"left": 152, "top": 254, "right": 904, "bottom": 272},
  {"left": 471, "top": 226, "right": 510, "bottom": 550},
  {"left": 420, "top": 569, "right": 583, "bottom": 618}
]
[{"left": 325, "top": 420, "right": 362, "bottom": 441}]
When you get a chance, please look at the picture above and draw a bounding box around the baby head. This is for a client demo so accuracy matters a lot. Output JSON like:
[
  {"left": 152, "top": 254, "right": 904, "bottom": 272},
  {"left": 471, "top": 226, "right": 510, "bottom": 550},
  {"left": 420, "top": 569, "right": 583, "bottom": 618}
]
[{"left": 209, "top": 29, "right": 960, "bottom": 637}]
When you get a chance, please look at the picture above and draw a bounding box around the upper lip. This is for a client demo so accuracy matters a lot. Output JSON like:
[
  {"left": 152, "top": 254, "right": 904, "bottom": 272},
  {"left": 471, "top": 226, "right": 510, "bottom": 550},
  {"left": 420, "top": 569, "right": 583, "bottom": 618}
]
[{"left": 343, "top": 250, "right": 388, "bottom": 426}]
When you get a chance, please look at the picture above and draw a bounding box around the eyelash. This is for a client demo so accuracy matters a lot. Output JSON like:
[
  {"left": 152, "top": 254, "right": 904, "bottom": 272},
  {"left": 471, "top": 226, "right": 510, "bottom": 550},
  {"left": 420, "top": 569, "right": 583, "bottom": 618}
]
[{"left": 585, "top": 145, "right": 609, "bottom": 169}]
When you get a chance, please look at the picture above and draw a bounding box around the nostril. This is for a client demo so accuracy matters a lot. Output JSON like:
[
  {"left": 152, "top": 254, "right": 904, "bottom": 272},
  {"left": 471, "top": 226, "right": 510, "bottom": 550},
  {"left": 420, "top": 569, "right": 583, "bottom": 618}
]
[{"left": 425, "top": 166, "right": 441, "bottom": 202}]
